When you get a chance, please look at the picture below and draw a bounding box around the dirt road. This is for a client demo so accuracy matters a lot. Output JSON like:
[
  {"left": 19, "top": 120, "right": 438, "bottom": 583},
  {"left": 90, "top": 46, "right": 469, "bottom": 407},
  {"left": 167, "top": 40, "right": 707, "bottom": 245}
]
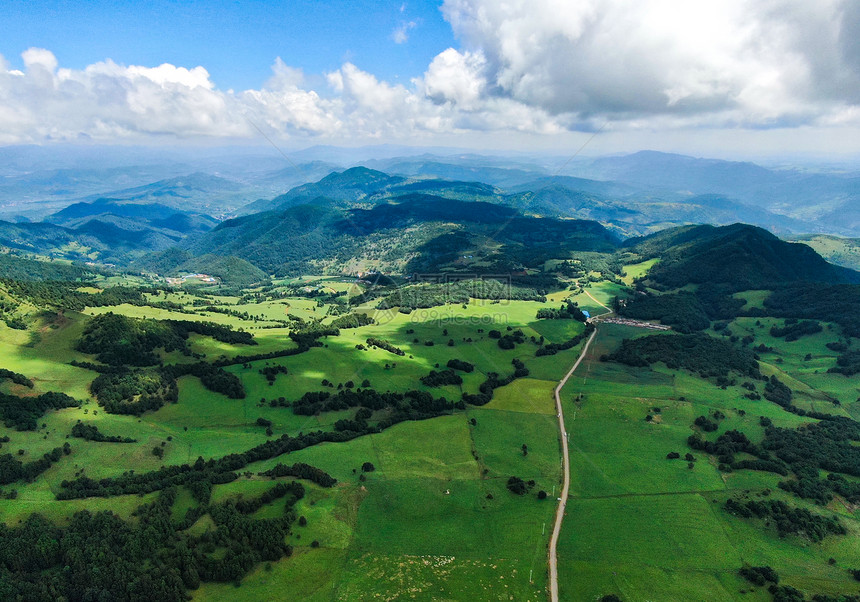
[{"left": 548, "top": 288, "right": 611, "bottom": 601}]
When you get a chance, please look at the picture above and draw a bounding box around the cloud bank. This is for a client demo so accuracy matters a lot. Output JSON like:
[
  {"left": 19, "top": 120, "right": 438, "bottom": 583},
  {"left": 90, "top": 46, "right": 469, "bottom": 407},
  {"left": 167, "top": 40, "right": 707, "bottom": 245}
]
[{"left": 1, "top": 0, "right": 859, "bottom": 146}]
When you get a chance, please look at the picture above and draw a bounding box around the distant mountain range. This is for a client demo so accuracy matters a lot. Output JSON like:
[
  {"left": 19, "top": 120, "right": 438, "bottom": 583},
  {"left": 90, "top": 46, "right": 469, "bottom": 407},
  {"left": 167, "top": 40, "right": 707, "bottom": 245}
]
[
  {"left": 1, "top": 146, "right": 859, "bottom": 276},
  {"left": 0, "top": 198, "right": 217, "bottom": 264},
  {"left": 235, "top": 164, "right": 814, "bottom": 239},
  {"left": 187, "top": 194, "right": 619, "bottom": 276}
]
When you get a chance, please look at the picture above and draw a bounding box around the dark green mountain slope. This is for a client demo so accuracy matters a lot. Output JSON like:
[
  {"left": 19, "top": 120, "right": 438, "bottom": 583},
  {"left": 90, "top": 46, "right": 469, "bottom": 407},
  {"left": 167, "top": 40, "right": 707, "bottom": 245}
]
[
  {"left": 792, "top": 234, "right": 860, "bottom": 271},
  {"left": 238, "top": 164, "right": 831, "bottom": 239},
  {"left": 174, "top": 254, "right": 269, "bottom": 287},
  {"left": 47, "top": 199, "right": 183, "bottom": 224},
  {"left": 0, "top": 211, "right": 212, "bottom": 265},
  {"left": 128, "top": 248, "right": 193, "bottom": 274},
  {"left": 0, "top": 254, "right": 99, "bottom": 281},
  {"left": 626, "top": 223, "right": 860, "bottom": 289},
  {"left": 243, "top": 167, "right": 406, "bottom": 214},
  {"left": 187, "top": 195, "right": 618, "bottom": 276}
]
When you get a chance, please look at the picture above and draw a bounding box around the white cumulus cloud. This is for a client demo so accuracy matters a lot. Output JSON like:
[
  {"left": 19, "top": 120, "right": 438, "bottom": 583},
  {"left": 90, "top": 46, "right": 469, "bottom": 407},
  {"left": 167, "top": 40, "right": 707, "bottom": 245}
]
[
  {"left": 2, "top": 2, "right": 860, "bottom": 148},
  {"left": 440, "top": 0, "right": 860, "bottom": 129}
]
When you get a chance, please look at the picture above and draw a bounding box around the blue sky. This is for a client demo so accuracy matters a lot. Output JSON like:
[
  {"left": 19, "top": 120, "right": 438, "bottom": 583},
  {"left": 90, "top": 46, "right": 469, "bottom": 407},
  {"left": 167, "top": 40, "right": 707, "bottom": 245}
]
[{"left": 2, "top": 0, "right": 455, "bottom": 90}]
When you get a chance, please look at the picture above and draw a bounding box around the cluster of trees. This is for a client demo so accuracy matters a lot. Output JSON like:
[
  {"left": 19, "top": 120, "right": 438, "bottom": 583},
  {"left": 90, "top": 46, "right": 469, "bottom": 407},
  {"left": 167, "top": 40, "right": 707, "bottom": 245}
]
[
  {"left": 2, "top": 280, "right": 146, "bottom": 312},
  {"left": 56, "top": 430, "right": 335, "bottom": 500},
  {"left": 693, "top": 415, "right": 719, "bottom": 432},
  {"left": 377, "top": 279, "right": 545, "bottom": 311},
  {"left": 619, "top": 292, "right": 710, "bottom": 332},
  {"left": 329, "top": 312, "right": 374, "bottom": 329},
  {"left": 334, "top": 407, "right": 373, "bottom": 433},
  {"left": 462, "top": 359, "right": 529, "bottom": 406},
  {"left": 447, "top": 359, "right": 474, "bottom": 372},
  {"left": 212, "top": 346, "right": 308, "bottom": 368},
  {"left": 619, "top": 284, "right": 747, "bottom": 332},
  {"left": 769, "top": 319, "right": 823, "bottom": 341},
  {"left": 60, "top": 383, "right": 461, "bottom": 502},
  {"left": 260, "top": 462, "right": 337, "bottom": 488},
  {"left": 420, "top": 369, "right": 463, "bottom": 387},
  {"left": 536, "top": 300, "right": 588, "bottom": 322},
  {"left": 763, "top": 418, "right": 860, "bottom": 487},
  {"left": 0, "top": 369, "right": 33, "bottom": 388},
  {"left": 688, "top": 430, "right": 788, "bottom": 476},
  {"left": 759, "top": 375, "right": 842, "bottom": 421},
  {"left": 763, "top": 284, "right": 860, "bottom": 338},
  {"left": 365, "top": 337, "right": 405, "bottom": 356},
  {"left": 166, "top": 363, "right": 245, "bottom": 399},
  {"left": 829, "top": 350, "right": 860, "bottom": 377},
  {"left": 78, "top": 313, "right": 256, "bottom": 367},
  {"left": 536, "top": 323, "right": 595, "bottom": 357},
  {"left": 230, "top": 480, "right": 304, "bottom": 515},
  {"left": 91, "top": 361, "right": 245, "bottom": 416},
  {"left": 764, "top": 376, "right": 793, "bottom": 408},
  {"left": 604, "top": 333, "right": 760, "bottom": 380},
  {"left": 738, "top": 565, "right": 779, "bottom": 586},
  {"left": 260, "top": 365, "right": 288, "bottom": 383},
  {"left": 169, "top": 319, "right": 256, "bottom": 346},
  {"left": 688, "top": 394, "right": 860, "bottom": 507},
  {"left": 779, "top": 472, "right": 860, "bottom": 506},
  {"left": 506, "top": 476, "right": 535, "bottom": 495},
  {"left": 724, "top": 498, "right": 845, "bottom": 542},
  {"left": 0, "top": 483, "right": 307, "bottom": 600},
  {"left": 71, "top": 422, "right": 136, "bottom": 443},
  {"left": 90, "top": 370, "right": 177, "bottom": 415},
  {"left": 496, "top": 329, "right": 526, "bottom": 350},
  {"left": 0, "top": 391, "right": 79, "bottom": 431},
  {"left": 0, "top": 443, "right": 70, "bottom": 485},
  {"left": 0, "top": 253, "right": 97, "bottom": 281},
  {"left": 290, "top": 387, "right": 457, "bottom": 419}
]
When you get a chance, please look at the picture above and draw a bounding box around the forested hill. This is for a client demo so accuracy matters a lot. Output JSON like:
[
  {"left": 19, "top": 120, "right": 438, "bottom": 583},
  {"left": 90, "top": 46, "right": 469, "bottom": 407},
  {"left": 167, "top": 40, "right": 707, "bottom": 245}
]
[
  {"left": 0, "top": 254, "right": 100, "bottom": 282},
  {"left": 185, "top": 195, "right": 619, "bottom": 276},
  {"left": 244, "top": 167, "right": 407, "bottom": 213},
  {"left": 625, "top": 223, "right": 860, "bottom": 290}
]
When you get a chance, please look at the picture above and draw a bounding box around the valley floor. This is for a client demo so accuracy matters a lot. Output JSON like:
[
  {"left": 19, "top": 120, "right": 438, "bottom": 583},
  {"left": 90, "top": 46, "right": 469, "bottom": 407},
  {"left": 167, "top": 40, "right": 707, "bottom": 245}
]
[{"left": 1, "top": 276, "right": 859, "bottom": 601}]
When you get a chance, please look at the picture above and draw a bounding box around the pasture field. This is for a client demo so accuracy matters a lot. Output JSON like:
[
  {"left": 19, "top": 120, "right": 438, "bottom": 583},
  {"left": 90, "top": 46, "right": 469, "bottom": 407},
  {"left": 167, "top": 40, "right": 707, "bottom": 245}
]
[
  {"left": 4, "top": 270, "right": 860, "bottom": 601},
  {"left": 621, "top": 258, "right": 658, "bottom": 284},
  {"left": 557, "top": 323, "right": 860, "bottom": 601},
  {"left": 0, "top": 279, "right": 587, "bottom": 600}
]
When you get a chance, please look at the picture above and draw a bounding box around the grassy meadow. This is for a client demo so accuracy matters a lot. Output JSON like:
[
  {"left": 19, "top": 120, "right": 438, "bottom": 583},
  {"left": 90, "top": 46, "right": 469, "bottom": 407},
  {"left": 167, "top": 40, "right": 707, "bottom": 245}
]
[
  {"left": 557, "top": 321, "right": 860, "bottom": 601},
  {"left": 2, "top": 270, "right": 860, "bottom": 601},
  {"left": 0, "top": 277, "right": 591, "bottom": 601}
]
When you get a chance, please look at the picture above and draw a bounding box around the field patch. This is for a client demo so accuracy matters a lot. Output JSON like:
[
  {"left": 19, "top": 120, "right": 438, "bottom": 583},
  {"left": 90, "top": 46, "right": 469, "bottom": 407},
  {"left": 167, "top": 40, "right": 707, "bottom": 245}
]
[
  {"left": 468, "top": 409, "right": 562, "bottom": 481},
  {"left": 482, "top": 378, "right": 556, "bottom": 414}
]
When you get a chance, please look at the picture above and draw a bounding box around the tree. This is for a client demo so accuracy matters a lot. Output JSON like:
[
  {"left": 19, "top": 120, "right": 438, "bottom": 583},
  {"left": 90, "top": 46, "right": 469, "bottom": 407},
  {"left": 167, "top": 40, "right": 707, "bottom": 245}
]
[{"left": 361, "top": 462, "right": 375, "bottom": 473}]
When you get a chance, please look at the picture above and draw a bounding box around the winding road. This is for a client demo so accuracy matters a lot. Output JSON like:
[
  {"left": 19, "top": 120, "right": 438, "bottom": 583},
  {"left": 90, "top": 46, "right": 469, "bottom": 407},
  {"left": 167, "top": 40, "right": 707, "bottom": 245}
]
[{"left": 548, "top": 289, "right": 612, "bottom": 602}]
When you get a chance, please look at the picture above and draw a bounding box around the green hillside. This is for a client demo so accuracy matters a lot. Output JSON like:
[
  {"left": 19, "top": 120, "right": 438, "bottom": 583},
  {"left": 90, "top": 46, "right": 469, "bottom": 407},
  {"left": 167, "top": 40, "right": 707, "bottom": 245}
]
[
  {"left": 188, "top": 195, "right": 619, "bottom": 276},
  {"left": 3, "top": 168, "right": 860, "bottom": 601},
  {"left": 626, "top": 223, "right": 860, "bottom": 290},
  {"left": 793, "top": 234, "right": 860, "bottom": 271}
]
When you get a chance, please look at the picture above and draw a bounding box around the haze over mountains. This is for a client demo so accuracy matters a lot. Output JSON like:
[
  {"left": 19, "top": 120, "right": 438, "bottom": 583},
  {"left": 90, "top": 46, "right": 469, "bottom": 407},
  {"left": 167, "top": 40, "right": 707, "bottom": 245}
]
[{"left": 0, "top": 145, "right": 858, "bottom": 279}]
